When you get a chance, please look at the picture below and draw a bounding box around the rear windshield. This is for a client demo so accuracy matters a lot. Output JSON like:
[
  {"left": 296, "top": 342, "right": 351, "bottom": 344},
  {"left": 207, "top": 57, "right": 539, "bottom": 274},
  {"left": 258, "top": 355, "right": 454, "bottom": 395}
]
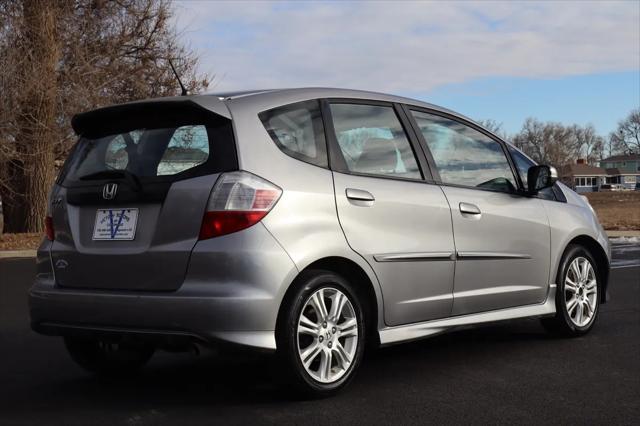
[{"left": 60, "top": 104, "right": 237, "bottom": 186}]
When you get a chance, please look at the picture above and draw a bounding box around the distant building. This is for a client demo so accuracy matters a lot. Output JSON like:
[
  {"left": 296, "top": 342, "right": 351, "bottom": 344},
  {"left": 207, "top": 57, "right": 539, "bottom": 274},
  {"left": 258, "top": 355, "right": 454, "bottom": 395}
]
[
  {"left": 560, "top": 154, "right": 640, "bottom": 192},
  {"left": 559, "top": 159, "right": 607, "bottom": 193},
  {"left": 599, "top": 154, "right": 640, "bottom": 190}
]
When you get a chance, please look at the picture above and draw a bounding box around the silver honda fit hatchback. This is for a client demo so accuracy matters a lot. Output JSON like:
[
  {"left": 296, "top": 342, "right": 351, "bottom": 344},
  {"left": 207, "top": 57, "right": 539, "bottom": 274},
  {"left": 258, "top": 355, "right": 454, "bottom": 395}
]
[{"left": 30, "top": 88, "right": 610, "bottom": 396}]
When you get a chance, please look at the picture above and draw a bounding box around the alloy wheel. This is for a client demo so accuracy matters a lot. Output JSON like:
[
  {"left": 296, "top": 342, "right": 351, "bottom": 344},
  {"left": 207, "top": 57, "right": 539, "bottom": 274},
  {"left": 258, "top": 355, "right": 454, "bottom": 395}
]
[
  {"left": 296, "top": 287, "right": 359, "bottom": 384},
  {"left": 564, "top": 256, "right": 598, "bottom": 327}
]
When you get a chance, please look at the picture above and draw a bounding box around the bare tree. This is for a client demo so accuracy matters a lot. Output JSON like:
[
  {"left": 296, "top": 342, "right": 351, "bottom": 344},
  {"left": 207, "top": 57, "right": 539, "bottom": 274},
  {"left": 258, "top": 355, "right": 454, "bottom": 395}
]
[
  {"left": 478, "top": 118, "right": 505, "bottom": 137},
  {"left": 603, "top": 137, "right": 616, "bottom": 160},
  {"left": 511, "top": 118, "right": 606, "bottom": 169},
  {"left": 14, "top": 0, "right": 61, "bottom": 232},
  {"left": 571, "top": 124, "right": 604, "bottom": 164},
  {"left": 609, "top": 109, "right": 640, "bottom": 154},
  {"left": 0, "top": 0, "right": 210, "bottom": 232},
  {"left": 512, "top": 118, "right": 577, "bottom": 168},
  {"left": 477, "top": 119, "right": 507, "bottom": 139}
]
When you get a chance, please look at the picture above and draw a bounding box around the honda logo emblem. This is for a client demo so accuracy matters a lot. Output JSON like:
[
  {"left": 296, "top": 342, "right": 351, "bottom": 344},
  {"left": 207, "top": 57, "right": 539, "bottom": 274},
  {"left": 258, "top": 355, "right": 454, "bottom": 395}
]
[{"left": 102, "top": 183, "right": 118, "bottom": 200}]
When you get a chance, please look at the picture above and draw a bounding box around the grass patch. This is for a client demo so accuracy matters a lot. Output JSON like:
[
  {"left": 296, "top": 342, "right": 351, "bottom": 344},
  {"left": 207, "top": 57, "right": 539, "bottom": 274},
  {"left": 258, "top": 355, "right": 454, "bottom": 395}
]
[
  {"left": 584, "top": 191, "right": 640, "bottom": 231},
  {"left": 0, "top": 233, "right": 43, "bottom": 250}
]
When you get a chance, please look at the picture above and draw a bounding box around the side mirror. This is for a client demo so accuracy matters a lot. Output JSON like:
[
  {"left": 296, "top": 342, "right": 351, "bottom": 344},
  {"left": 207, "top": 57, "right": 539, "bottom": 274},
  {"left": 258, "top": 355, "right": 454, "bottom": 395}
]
[{"left": 527, "top": 165, "right": 558, "bottom": 194}]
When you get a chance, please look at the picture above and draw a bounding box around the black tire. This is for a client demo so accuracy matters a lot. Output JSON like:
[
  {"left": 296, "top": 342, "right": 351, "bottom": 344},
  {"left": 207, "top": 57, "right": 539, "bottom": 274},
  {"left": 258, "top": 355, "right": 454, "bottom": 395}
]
[
  {"left": 275, "top": 269, "right": 366, "bottom": 398},
  {"left": 542, "top": 244, "right": 601, "bottom": 336},
  {"left": 64, "top": 337, "right": 155, "bottom": 375}
]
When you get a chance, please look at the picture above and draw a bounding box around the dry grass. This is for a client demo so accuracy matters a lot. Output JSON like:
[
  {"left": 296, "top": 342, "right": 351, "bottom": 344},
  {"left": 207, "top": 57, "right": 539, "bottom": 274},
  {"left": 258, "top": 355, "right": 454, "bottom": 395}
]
[
  {"left": 585, "top": 191, "right": 640, "bottom": 231},
  {"left": 0, "top": 233, "right": 43, "bottom": 250}
]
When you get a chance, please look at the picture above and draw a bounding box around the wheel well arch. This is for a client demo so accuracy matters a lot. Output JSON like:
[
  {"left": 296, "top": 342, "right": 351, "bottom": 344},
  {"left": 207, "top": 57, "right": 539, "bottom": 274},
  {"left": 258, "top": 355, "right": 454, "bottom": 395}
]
[
  {"left": 277, "top": 256, "right": 380, "bottom": 346},
  {"left": 563, "top": 235, "right": 610, "bottom": 303}
]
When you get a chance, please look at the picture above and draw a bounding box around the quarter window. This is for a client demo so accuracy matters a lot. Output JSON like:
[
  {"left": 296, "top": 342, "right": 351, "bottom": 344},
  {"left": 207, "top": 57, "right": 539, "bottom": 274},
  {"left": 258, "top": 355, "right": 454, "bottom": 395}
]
[
  {"left": 508, "top": 145, "right": 535, "bottom": 188},
  {"left": 411, "top": 111, "right": 516, "bottom": 192},
  {"left": 259, "top": 100, "right": 327, "bottom": 167},
  {"left": 329, "top": 103, "right": 421, "bottom": 180}
]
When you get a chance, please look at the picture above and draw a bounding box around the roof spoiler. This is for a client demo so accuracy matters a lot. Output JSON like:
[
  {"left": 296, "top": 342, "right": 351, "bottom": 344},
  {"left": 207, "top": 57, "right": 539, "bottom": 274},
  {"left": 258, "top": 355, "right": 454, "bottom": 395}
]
[{"left": 71, "top": 96, "right": 230, "bottom": 136}]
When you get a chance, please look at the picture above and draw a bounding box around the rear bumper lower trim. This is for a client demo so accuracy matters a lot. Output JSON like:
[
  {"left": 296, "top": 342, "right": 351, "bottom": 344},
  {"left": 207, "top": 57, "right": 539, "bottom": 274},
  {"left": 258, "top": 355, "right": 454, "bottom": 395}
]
[{"left": 31, "top": 321, "right": 276, "bottom": 351}]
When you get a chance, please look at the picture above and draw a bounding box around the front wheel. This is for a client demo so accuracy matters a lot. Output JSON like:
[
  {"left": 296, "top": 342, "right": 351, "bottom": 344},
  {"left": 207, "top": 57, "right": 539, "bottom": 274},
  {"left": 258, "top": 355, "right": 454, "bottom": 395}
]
[
  {"left": 276, "top": 270, "right": 366, "bottom": 398},
  {"left": 542, "top": 244, "right": 601, "bottom": 336}
]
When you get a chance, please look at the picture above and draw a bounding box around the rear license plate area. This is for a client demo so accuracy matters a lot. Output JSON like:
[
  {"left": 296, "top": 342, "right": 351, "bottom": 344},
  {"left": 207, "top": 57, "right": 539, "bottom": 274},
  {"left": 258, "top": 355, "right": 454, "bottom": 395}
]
[{"left": 92, "top": 208, "right": 139, "bottom": 240}]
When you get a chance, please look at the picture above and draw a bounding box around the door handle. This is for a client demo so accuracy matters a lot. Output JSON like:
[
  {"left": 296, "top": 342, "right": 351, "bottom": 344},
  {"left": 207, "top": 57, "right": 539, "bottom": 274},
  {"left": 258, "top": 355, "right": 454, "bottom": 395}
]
[
  {"left": 459, "top": 202, "right": 481, "bottom": 215},
  {"left": 346, "top": 188, "right": 375, "bottom": 202}
]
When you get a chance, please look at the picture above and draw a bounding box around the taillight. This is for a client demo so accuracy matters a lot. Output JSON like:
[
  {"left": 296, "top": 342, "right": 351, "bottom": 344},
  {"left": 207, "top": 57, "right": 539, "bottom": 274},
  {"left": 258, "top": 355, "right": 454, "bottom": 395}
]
[
  {"left": 45, "top": 216, "right": 54, "bottom": 241},
  {"left": 199, "top": 171, "right": 282, "bottom": 240}
]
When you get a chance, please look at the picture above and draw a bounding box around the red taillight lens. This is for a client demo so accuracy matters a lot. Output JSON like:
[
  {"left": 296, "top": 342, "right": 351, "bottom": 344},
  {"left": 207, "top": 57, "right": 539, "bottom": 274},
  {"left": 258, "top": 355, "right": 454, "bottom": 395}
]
[
  {"left": 45, "top": 216, "right": 54, "bottom": 241},
  {"left": 199, "top": 171, "right": 282, "bottom": 240},
  {"left": 199, "top": 211, "right": 268, "bottom": 240}
]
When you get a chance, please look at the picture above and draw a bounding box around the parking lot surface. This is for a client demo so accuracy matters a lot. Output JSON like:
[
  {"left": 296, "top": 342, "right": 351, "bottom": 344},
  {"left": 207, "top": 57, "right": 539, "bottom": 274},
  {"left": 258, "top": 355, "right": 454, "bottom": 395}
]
[{"left": 0, "top": 242, "right": 638, "bottom": 425}]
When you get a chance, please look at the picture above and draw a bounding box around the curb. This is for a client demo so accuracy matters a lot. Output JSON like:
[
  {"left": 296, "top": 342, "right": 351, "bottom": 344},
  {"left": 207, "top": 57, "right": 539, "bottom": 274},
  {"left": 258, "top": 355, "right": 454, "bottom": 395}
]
[
  {"left": 606, "top": 230, "right": 640, "bottom": 237},
  {"left": 0, "top": 250, "right": 37, "bottom": 259}
]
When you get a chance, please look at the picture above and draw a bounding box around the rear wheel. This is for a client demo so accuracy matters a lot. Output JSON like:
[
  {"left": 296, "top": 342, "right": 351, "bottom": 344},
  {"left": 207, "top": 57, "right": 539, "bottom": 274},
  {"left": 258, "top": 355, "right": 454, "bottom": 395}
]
[
  {"left": 542, "top": 244, "right": 601, "bottom": 336},
  {"left": 64, "top": 337, "right": 155, "bottom": 375},
  {"left": 276, "top": 270, "right": 366, "bottom": 398}
]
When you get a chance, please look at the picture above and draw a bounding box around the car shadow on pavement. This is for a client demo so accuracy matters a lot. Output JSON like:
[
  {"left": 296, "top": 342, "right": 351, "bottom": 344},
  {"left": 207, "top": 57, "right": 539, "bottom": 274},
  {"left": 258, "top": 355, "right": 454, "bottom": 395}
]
[{"left": 11, "top": 318, "right": 556, "bottom": 407}]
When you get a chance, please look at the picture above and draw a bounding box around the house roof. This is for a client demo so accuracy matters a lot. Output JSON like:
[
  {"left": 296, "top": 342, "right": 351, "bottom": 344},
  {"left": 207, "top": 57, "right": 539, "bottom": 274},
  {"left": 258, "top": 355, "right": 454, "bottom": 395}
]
[
  {"left": 605, "top": 168, "right": 621, "bottom": 175},
  {"left": 601, "top": 153, "right": 640, "bottom": 162},
  {"left": 560, "top": 163, "right": 607, "bottom": 176}
]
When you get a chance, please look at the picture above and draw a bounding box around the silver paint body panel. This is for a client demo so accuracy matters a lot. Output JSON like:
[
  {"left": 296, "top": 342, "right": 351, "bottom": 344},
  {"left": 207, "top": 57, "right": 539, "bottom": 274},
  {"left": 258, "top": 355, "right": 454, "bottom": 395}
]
[
  {"left": 441, "top": 186, "right": 551, "bottom": 315},
  {"left": 332, "top": 172, "right": 456, "bottom": 325},
  {"left": 29, "top": 88, "right": 610, "bottom": 350}
]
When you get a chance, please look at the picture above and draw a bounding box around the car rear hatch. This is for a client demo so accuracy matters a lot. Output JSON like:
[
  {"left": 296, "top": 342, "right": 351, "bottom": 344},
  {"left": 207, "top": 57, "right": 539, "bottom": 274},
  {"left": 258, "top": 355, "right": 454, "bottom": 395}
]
[{"left": 49, "top": 98, "right": 237, "bottom": 291}]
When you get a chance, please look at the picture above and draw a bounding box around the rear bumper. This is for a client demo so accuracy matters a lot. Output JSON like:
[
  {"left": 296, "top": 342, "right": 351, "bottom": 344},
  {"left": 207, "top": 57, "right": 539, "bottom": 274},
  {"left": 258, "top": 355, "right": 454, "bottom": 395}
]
[{"left": 29, "top": 223, "right": 298, "bottom": 351}]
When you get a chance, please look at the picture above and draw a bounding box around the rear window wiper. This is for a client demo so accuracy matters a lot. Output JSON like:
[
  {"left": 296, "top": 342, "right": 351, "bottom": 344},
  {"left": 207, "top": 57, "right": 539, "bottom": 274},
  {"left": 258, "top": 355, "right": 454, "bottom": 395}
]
[{"left": 79, "top": 170, "right": 142, "bottom": 191}]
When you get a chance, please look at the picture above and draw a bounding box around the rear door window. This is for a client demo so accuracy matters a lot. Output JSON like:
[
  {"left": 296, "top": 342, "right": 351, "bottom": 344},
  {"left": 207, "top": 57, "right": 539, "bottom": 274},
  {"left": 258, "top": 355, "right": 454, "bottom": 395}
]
[{"left": 329, "top": 103, "right": 422, "bottom": 180}]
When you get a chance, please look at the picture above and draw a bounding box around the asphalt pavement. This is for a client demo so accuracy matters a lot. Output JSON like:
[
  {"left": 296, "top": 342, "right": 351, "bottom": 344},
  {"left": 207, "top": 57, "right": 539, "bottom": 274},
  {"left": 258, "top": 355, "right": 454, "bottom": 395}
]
[{"left": 0, "top": 243, "right": 638, "bottom": 425}]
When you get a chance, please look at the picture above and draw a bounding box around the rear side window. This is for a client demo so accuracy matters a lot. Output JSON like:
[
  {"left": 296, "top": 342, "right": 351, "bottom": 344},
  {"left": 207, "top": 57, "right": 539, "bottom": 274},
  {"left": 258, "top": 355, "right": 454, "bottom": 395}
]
[
  {"left": 329, "top": 103, "right": 421, "bottom": 180},
  {"left": 411, "top": 110, "right": 516, "bottom": 192},
  {"left": 60, "top": 104, "right": 237, "bottom": 186},
  {"left": 259, "top": 100, "right": 327, "bottom": 167}
]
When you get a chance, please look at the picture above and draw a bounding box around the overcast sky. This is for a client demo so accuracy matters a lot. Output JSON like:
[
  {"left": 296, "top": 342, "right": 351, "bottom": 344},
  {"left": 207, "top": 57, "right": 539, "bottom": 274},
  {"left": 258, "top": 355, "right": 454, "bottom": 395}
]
[{"left": 173, "top": 0, "right": 640, "bottom": 135}]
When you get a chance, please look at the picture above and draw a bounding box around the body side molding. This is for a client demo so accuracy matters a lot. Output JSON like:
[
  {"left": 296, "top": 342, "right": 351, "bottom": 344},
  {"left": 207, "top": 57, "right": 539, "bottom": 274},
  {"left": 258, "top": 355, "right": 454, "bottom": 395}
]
[
  {"left": 378, "top": 285, "right": 556, "bottom": 345},
  {"left": 373, "top": 252, "right": 455, "bottom": 262},
  {"left": 456, "top": 252, "right": 532, "bottom": 260},
  {"left": 373, "top": 251, "right": 531, "bottom": 262}
]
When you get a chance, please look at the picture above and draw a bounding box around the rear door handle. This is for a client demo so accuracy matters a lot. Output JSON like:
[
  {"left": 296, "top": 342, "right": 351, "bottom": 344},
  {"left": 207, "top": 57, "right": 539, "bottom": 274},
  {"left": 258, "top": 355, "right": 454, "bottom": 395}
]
[
  {"left": 346, "top": 188, "right": 375, "bottom": 202},
  {"left": 459, "top": 202, "right": 481, "bottom": 215}
]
